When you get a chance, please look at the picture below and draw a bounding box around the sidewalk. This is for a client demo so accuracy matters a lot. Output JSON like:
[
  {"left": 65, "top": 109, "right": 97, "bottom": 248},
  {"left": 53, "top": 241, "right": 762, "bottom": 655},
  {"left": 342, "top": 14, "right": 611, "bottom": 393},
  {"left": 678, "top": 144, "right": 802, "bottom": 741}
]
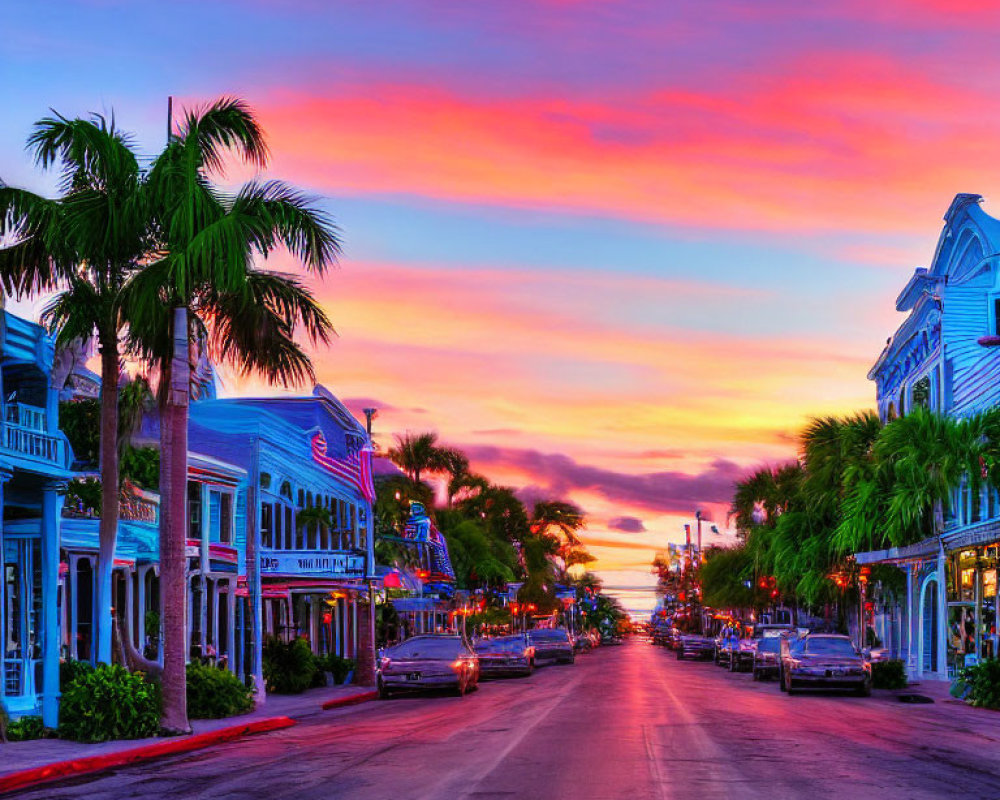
[{"left": 0, "top": 683, "right": 376, "bottom": 795}]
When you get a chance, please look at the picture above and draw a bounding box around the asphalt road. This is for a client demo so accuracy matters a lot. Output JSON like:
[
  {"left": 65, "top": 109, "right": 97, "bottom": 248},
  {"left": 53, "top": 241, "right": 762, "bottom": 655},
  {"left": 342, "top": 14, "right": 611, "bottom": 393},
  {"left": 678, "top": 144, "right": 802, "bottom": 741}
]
[{"left": 20, "top": 639, "right": 1000, "bottom": 800}]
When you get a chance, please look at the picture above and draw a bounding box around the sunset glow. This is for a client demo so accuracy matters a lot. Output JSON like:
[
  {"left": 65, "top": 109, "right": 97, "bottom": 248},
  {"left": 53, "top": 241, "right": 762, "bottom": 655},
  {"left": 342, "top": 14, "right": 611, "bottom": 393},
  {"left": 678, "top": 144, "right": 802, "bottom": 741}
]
[{"left": 6, "top": 0, "right": 999, "bottom": 613}]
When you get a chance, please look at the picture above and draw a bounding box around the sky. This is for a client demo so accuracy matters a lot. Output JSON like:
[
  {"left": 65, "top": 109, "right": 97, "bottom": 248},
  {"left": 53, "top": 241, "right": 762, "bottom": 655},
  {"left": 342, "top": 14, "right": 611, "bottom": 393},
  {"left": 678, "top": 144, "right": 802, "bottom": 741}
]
[{"left": 4, "top": 0, "right": 1000, "bottom": 616}]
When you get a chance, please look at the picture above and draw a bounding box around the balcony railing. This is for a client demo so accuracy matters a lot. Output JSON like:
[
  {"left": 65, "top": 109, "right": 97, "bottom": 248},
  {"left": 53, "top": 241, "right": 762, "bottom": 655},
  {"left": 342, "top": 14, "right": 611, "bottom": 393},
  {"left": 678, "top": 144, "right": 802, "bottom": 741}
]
[
  {"left": 5, "top": 402, "right": 46, "bottom": 432},
  {"left": 4, "top": 423, "right": 65, "bottom": 466}
]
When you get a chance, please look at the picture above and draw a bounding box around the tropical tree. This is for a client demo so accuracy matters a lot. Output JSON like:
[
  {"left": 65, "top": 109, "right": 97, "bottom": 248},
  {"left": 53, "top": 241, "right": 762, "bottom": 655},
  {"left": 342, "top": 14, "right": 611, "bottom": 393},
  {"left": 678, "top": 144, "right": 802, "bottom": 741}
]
[
  {"left": 1, "top": 112, "right": 150, "bottom": 665},
  {"left": 125, "top": 97, "right": 339, "bottom": 733},
  {"left": 388, "top": 431, "right": 459, "bottom": 485}
]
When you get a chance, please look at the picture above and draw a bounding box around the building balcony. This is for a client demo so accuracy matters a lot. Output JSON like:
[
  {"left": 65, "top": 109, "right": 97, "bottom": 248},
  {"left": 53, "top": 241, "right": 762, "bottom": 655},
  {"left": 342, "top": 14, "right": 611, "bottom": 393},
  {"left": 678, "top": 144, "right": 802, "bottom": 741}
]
[{"left": 2, "top": 421, "right": 68, "bottom": 469}]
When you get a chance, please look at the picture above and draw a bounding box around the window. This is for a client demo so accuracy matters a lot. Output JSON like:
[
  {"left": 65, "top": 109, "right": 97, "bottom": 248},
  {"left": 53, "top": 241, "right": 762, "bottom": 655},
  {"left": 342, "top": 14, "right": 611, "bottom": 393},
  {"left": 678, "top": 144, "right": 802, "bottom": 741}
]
[
  {"left": 260, "top": 473, "right": 271, "bottom": 490},
  {"left": 188, "top": 482, "right": 203, "bottom": 540},
  {"left": 994, "top": 296, "right": 1000, "bottom": 336},
  {"left": 285, "top": 506, "right": 294, "bottom": 549},
  {"left": 274, "top": 501, "right": 283, "bottom": 548},
  {"left": 220, "top": 493, "right": 233, "bottom": 544},
  {"left": 912, "top": 376, "right": 930, "bottom": 410},
  {"left": 261, "top": 503, "right": 273, "bottom": 548},
  {"left": 279, "top": 481, "right": 292, "bottom": 500}
]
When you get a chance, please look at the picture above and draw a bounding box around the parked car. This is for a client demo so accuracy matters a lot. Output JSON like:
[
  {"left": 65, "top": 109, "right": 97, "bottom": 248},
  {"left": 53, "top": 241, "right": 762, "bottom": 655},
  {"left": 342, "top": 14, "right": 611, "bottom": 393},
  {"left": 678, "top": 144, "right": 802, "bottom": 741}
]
[
  {"left": 529, "top": 627, "right": 576, "bottom": 664},
  {"left": 378, "top": 635, "right": 479, "bottom": 698},
  {"left": 474, "top": 634, "right": 534, "bottom": 678},
  {"left": 751, "top": 635, "right": 783, "bottom": 680},
  {"left": 676, "top": 632, "right": 715, "bottom": 660},
  {"left": 779, "top": 633, "right": 871, "bottom": 696},
  {"left": 573, "top": 632, "right": 594, "bottom": 653}
]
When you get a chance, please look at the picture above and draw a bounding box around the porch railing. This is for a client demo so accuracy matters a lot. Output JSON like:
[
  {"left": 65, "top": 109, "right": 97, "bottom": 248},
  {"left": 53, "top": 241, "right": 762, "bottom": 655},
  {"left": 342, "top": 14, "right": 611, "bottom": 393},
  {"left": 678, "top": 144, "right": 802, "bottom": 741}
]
[{"left": 3, "top": 422, "right": 65, "bottom": 465}]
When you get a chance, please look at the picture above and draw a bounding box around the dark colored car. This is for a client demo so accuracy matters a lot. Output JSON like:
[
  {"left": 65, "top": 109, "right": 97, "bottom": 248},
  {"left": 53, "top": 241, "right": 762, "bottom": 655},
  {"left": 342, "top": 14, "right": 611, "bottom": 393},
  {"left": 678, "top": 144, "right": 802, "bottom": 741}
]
[
  {"left": 676, "top": 633, "right": 715, "bottom": 660},
  {"left": 529, "top": 628, "right": 576, "bottom": 664},
  {"left": 474, "top": 634, "right": 535, "bottom": 678},
  {"left": 751, "top": 635, "right": 782, "bottom": 680},
  {"left": 378, "top": 635, "right": 479, "bottom": 698},
  {"left": 779, "top": 634, "right": 871, "bottom": 696}
]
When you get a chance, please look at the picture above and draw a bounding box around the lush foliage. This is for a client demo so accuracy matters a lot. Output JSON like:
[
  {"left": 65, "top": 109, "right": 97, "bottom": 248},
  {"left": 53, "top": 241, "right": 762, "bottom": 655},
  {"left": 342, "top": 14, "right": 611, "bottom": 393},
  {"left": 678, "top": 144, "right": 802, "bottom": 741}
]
[
  {"left": 58, "top": 664, "right": 161, "bottom": 742},
  {"left": 59, "top": 658, "right": 95, "bottom": 688},
  {"left": 960, "top": 659, "right": 1000, "bottom": 709},
  {"left": 377, "top": 434, "right": 599, "bottom": 616},
  {"left": 60, "top": 400, "right": 101, "bottom": 467},
  {"left": 698, "top": 546, "right": 755, "bottom": 609},
  {"left": 120, "top": 446, "right": 160, "bottom": 490},
  {"left": 186, "top": 663, "right": 254, "bottom": 719},
  {"left": 5, "top": 715, "right": 46, "bottom": 742},
  {"left": 315, "top": 654, "right": 356, "bottom": 685},
  {"left": 871, "top": 659, "right": 907, "bottom": 690},
  {"left": 263, "top": 637, "right": 317, "bottom": 694}
]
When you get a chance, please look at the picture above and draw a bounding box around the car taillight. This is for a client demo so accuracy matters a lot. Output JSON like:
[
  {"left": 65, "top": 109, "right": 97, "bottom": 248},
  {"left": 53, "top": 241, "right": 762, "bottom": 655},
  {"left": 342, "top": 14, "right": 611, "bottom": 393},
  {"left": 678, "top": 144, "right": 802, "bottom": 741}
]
[
  {"left": 451, "top": 659, "right": 466, "bottom": 672},
  {"left": 380, "top": 657, "right": 391, "bottom": 669}
]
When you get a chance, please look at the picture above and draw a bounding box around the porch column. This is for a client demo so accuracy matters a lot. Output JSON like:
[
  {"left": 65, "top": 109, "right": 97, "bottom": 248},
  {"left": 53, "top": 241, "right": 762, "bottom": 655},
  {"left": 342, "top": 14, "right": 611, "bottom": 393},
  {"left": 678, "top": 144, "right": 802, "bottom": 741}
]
[
  {"left": 937, "top": 540, "right": 949, "bottom": 677},
  {"left": 905, "top": 563, "right": 915, "bottom": 677},
  {"left": 246, "top": 443, "right": 265, "bottom": 704},
  {"left": 355, "top": 583, "right": 376, "bottom": 687},
  {"left": 227, "top": 582, "right": 236, "bottom": 674},
  {"left": 0, "top": 467, "right": 11, "bottom": 705},
  {"left": 136, "top": 566, "right": 146, "bottom": 650},
  {"left": 41, "top": 480, "right": 66, "bottom": 728},
  {"left": 124, "top": 567, "right": 135, "bottom": 657}
]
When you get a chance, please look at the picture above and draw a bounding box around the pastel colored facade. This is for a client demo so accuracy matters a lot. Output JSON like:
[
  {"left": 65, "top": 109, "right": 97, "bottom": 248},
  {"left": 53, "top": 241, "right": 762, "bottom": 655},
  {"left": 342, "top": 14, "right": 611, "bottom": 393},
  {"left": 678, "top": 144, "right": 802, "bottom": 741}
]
[
  {"left": 0, "top": 311, "right": 74, "bottom": 725},
  {"left": 186, "top": 389, "right": 376, "bottom": 688},
  {"left": 861, "top": 193, "right": 1000, "bottom": 679}
]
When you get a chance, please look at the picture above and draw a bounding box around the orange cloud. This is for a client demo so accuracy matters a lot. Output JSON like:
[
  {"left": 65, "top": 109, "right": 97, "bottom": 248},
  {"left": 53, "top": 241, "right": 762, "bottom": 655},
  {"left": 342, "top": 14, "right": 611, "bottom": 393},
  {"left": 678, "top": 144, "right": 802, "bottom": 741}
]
[{"left": 254, "top": 56, "right": 1000, "bottom": 235}]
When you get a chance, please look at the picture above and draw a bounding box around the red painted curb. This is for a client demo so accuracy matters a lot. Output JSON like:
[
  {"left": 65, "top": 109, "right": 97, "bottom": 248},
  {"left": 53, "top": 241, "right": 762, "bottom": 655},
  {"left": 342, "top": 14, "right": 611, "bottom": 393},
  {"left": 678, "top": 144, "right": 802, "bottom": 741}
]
[
  {"left": 0, "top": 716, "right": 296, "bottom": 796},
  {"left": 321, "top": 690, "right": 377, "bottom": 710}
]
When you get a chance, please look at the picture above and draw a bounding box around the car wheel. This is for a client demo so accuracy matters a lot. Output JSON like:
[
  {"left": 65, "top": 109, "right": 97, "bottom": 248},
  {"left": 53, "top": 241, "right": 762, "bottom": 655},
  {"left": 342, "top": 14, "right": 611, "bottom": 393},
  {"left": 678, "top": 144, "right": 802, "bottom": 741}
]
[
  {"left": 377, "top": 680, "right": 391, "bottom": 700},
  {"left": 778, "top": 668, "right": 787, "bottom": 692},
  {"left": 784, "top": 671, "right": 795, "bottom": 695},
  {"left": 857, "top": 680, "right": 872, "bottom": 698}
]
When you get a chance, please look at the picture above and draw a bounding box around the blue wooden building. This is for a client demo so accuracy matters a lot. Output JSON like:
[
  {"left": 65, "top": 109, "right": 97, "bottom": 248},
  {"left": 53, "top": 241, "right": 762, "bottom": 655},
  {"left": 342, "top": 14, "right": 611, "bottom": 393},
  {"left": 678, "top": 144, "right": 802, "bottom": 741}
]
[
  {"left": 187, "top": 386, "right": 377, "bottom": 692},
  {"left": 860, "top": 193, "right": 1000, "bottom": 679},
  {"left": 0, "top": 311, "right": 74, "bottom": 725}
]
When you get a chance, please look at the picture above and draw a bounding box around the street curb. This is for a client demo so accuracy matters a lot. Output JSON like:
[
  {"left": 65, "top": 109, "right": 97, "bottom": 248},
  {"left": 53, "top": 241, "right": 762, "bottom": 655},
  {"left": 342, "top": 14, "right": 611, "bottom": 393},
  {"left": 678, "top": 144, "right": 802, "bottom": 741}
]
[
  {"left": 321, "top": 690, "right": 377, "bottom": 710},
  {"left": 0, "top": 716, "right": 296, "bottom": 796}
]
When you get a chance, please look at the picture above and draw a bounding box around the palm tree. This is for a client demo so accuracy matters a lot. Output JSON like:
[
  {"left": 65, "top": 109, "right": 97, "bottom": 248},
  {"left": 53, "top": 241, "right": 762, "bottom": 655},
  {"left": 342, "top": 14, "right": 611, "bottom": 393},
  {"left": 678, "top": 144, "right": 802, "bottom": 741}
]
[
  {"left": 1, "top": 113, "right": 149, "bottom": 665},
  {"left": 388, "top": 432, "right": 447, "bottom": 484},
  {"left": 125, "top": 97, "right": 339, "bottom": 733}
]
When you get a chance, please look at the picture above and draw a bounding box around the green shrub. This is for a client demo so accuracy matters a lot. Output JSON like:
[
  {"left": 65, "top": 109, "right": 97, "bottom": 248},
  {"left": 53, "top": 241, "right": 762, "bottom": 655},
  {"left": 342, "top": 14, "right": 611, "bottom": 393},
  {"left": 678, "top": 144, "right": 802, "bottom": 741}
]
[
  {"left": 59, "top": 664, "right": 161, "bottom": 742},
  {"left": 186, "top": 663, "right": 254, "bottom": 719},
  {"left": 60, "top": 658, "right": 95, "bottom": 688},
  {"left": 313, "top": 654, "right": 356, "bottom": 686},
  {"left": 6, "top": 715, "right": 46, "bottom": 741},
  {"left": 871, "top": 659, "right": 907, "bottom": 690},
  {"left": 263, "top": 637, "right": 316, "bottom": 694},
  {"left": 961, "top": 659, "right": 1000, "bottom": 709}
]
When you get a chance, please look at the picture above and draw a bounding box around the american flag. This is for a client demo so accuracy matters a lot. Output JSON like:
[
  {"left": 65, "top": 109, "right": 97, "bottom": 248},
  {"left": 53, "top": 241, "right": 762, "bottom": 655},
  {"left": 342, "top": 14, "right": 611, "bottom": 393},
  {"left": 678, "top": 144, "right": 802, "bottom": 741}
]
[{"left": 311, "top": 431, "right": 375, "bottom": 502}]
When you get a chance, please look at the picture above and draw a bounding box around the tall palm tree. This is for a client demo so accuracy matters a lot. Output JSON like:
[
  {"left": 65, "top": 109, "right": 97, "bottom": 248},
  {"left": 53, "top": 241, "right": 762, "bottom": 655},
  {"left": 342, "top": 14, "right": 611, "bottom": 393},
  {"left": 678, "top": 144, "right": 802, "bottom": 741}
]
[
  {"left": 1, "top": 113, "right": 149, "bottom": 665},
  {"left": 125, "top": 97, "right": 339, "bottom": 733},
  {"left": 388, "top": 432, "right": 446, "bottom": 484}
]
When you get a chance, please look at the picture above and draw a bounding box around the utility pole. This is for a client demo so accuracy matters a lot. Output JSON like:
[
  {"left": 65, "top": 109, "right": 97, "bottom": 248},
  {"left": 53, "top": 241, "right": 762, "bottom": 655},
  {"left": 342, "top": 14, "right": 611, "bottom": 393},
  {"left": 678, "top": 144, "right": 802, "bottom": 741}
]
[
  {"left": 363, "top": 407, "right": 377, "bottom": 436},
  {"left": 695, "top": 509, "right": 703, "bottom": 564}
]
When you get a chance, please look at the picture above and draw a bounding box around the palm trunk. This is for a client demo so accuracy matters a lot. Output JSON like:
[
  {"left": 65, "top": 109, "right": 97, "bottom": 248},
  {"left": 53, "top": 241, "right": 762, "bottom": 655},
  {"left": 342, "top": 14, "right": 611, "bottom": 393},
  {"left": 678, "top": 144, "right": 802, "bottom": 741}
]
[
  {"left": 159, "top": 306, "right": 191, "bottom": 734},
  {"left": 95, "top": 331, "right": 120, "bottom": 665}
]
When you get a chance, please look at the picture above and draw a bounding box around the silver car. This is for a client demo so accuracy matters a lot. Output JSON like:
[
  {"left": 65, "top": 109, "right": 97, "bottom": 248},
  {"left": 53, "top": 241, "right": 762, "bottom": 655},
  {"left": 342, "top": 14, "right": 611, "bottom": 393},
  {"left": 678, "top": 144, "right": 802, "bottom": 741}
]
[
  {"left": 474, "top": 634, "right": 535, "bottom": 678},
  {"left": 378, "top": 635, "right": 480, "bottom": 698},
  {"left": 779, "top": 634, "right": 872, "bottom": 696}
]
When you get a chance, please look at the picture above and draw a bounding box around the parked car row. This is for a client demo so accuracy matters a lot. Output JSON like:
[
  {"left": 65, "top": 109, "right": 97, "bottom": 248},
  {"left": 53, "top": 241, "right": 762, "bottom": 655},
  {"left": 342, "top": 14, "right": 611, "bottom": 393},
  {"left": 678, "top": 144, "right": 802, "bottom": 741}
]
[
  {"left": 376, "top": 626, "right": 593, "bottom": 699},
  {"left": 651, "top": 614, "right": 873, "bottom": 697}
]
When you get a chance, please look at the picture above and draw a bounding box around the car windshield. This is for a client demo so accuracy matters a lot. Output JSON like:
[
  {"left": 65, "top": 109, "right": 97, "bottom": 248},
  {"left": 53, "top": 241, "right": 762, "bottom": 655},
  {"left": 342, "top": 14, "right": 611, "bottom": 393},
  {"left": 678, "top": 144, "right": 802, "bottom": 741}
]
[
  {"left": 803, "top": 638, "right": 857, "bottom": 657},
  {"left": 758, "top": 638, "right": 781, "bottom": 653},
  {"left": 389, "top": 637, "right": 464, "bottom": 659},
  {"left": 478, "top": 638, "right": 523, "bottom": 654},
  {"left": 532, "top": 630, "right": 568, "bottom": 641}
]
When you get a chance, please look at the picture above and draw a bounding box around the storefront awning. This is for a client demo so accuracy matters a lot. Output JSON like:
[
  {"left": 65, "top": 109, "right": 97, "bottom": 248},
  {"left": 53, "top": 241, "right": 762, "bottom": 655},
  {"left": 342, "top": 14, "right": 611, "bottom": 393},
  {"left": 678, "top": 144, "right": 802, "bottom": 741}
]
[
  {"left": 854, "top": 536, "right": 939, "bottom": 565},
  {"left": 942, "top": 519, "right": 1000, "bottom": 551}
]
